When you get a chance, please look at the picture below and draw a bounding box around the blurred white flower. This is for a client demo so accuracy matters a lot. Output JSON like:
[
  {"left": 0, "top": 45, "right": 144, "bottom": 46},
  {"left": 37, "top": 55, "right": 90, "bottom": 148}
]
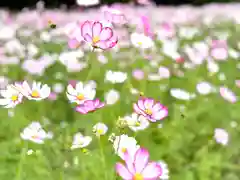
[
  {"left": 214, "top": 128, "right": 229, "bottom": 146},
  {"left": 113, "top": 134, "right": 140, "bottom": 160},
  {"left": 4, "top": 39, "right": 25, "bottom": 57},
  {"left": 13, "top": 81, "right": 51, "bottom": 101},
  {"left": 207, "top": 60, "right": 219, "bottom": 75},
  {"left": 40, "top": 31, "right": 51, "bottom": 42},
  {"left": 71, "top": 132, "right": 92, "bottom": 149},
  {"left": 218, "top": 73, "right": 226, "bottom": 81},
  {"left": 93, "top": 123, "right": 108, "bottom": 137},
  {"left": 179, "top": 27, "right": 199, "bottom": 39},
  {"left": 53, "top": 83, "right": 64, "bottom": 93},
  {"left": 157, "top": 161, "right": 169, "bottom": 180},
  {"left": 0, "top": 26, "right": 16, "bottom": 40},
  {"left": 158, "top": 66, "right": 170, "bottom": 79},
  {"left": 130, "top": 33, "right": 154, "bottom": 49},
  {"left": 105, "top": 70, "right": 127, "bottom": 84},
  {"left": 27, "top": 43, "right": 39, "bottom": 58},
  {"left": 66, "top": 81, "right": 96, "bottom": 105},
  {"left": 196, "top": 82, "right": 214, "bottom": 95},
  {"left": 76, "top": 0, "right": 99, "bottom": 6},
  {"left": 0, "top": 84, "right": 23, "bottom": 108},
  {"left": 219, "top": 87, "right": 237, "bottom": 103},
  {"left": 20, "top": 122, "right": 53, "bottom": 144},
  {"left": 123, "top": 113, "right": 150, "bottom": 132},
  {"left": 170, "top": 88, "right": 194, "bottom": 101},
  {"left": 105, "top": 89, "right": 120, "bottom": 105}
]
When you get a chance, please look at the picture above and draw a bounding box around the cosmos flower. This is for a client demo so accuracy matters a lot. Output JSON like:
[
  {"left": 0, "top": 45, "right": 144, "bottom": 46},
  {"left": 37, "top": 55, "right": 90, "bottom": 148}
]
[
  {"left": 113, "top": 134, "right": 140, "bottom": 160},
  {"left": 93, "top": 122, "right": 108, "bottom": 137},
  {"left": 0, "top": 84, "right": 23, "bottom": 108},
  {"left": 12, "top": 81, "right": 51, "bottom": 101},
  {"left": 105, "top": 70, "right": 127, "bottom": 84},
  {"left": 81, "top": 20, "right": 118, "bottom": 50},
  {"left": 123, "top": 113, "right": 150, "bottom": 132},
  {"left": 130, "top": 32, "right": 154, "bottom": 49},
  {"left": 133, "top": 97, "right": 168, "bottom": 122},
  {"left": 115, "top": 148, "right": 162, "bottom": 180},
  {"left": 71, "top": 132, "right": 92, "bottom": 149},
  {"left": 75, "top": 99, "right": 105, "bottom": 114},
  {"left": 219, "top": 87, "right": 237, "bottom": 103},
  {"left": 20, "top": 122, "right": 53, "bottom": 144},
  {"left": 66, "top": 81, "right": 96, "bottom": 105},
  {"left": 210, "top": 40, "right": 228, "bottom": 61}
]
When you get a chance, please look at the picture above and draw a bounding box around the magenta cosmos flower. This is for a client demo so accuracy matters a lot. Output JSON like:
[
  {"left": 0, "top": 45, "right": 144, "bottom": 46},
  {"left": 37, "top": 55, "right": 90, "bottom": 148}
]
[
  {"left": 133, "top": 98, "right": 168, "bottom": 122},
  {"left": 81, "top": 20, "right": 118, "bottom": 50},
  {"left": 116, "top": 148, "right": 162, "bottom": 180},
  {"left": 75, "top": 99, "right": 105, "bottom": 114}
]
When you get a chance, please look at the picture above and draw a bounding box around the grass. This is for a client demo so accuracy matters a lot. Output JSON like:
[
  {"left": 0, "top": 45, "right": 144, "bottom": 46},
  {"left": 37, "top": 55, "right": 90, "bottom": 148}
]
[{"left": 0, "top": 16, "right": 240, "bottom": 180}]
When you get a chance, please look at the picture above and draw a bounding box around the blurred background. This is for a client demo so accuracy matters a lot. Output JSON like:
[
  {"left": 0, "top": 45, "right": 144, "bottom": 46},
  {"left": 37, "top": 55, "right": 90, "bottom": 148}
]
[{"left": 0, "top": 0, "right": 239, "bottom": 9}]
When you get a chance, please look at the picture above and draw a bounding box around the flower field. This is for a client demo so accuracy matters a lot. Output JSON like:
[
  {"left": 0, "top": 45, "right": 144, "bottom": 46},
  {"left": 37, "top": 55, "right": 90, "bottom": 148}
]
[{"left": 0, "top": 3, "right": 240, "bottom": 180}]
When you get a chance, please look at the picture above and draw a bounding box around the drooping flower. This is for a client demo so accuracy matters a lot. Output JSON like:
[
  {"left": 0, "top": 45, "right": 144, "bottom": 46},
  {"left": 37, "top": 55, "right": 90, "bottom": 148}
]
[
  {"left": 81, "top": 20, "right": 118, "bottom": 50},
  {"left": 13, "top": 81, "right": 51, "bottom": 101},
  {"left": 93, "top": 122, "right": 108, "bottom": 137},
  {"left": 75, "top": 99, "right": 105, "bottom": 114},
  {"left": 214, "top": 128, "right": 229, "bottom": 146},
  {"left": 66, "top": 81, "right": 96, "bottom": 105},
  {"left": 71, "top": 132, "right": 92, "bottom": 149},
  {"left": 113, "top": 134, "right": 140, "bottom": 160},
  {"left": 133, "top": 97, "right": 168, "bottom": 122},
  {"left": 115, "top": 148, "right": 162, "bottom": 180},
  {"left": 20, "top": 122, "right": 53, "bottom": 144},
  {"left": 0, "top": 84, "right": 23, "bottom": 108}
]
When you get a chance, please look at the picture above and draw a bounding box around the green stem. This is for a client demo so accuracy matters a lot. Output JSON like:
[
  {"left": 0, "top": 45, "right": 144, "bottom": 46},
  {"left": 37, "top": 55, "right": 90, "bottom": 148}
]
[
  {"left": 15, "top": 143, "right": 27, "bottom": 180},
  {"left": 98, "top": 137, "right": 108, "bottom": 180}
]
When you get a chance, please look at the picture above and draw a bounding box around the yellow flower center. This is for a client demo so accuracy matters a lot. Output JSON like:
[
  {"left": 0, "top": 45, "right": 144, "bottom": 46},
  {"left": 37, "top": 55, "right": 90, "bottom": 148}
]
[
  {"left": 121, "top": 147, "right": 127, "bottom": 153},
  {"left": 92, "top": 36, "right": 100, "bottom": 44},
  {"left": 31, "top": 135, "right": 39, "bottom": 139},
  {"left": 31, "top": 90, "right": 40, "bottom": 98},
  {"left": 11, "top": 95, "right": 18, "bottom": 101},
  {"left": 145, "top": 108, "right": 152, "bottom": 115},
  {"left": 133, "top": 173, "right": 143, "bottom": 180},
  {"left": 137, "top": 41, "right": 142, "bottom": 45},
  {"left": 135, "top": 121, "right": 141, "bottom": 127},
  {"left": 97, "top": 129, "right": 104, "bottom": 135},
  {"left": 77, "top": 94, "right": 84, "bottom": 100}
]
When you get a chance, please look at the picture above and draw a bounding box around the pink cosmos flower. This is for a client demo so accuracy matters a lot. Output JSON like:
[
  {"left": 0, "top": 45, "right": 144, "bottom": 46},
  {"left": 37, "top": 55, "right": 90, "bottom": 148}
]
[
  {"left": 133, "top": 97, "right": 168, "bottom": 122},
  {"left": 116, "top": 148, "right": 162, "bottom": 180},
  {"left": 75, "top": 99, "right": 105, "bottom": 114},
  {"left": 157, "top": 22, "right": 176, "bottom": 39},
  {"left": 81, "top": 20, "right": 118, "bottom": 50},
  {"left": 103, "top": 7, "right": 127, "bottom": 25},
  {"left": 210, "top": 40, "right": 228, "bottom": 60}
]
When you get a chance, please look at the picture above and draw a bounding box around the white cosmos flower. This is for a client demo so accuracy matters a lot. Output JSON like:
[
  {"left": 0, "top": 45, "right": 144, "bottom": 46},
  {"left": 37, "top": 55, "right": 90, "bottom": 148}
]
[
  {"left": 13, "top": 81, "right": 51, "bottom": 101},
  {"left": 130, "top": 33, "right": 154, "bottom": 49},
  {"left": 0, "top": 84, "right": 23, "bottom": 108},
  {"left": 219, "top": 87, "right": 237, "bottom": 103},
  {"left": 123, "top": 113, "right": 149, "bottom": 132},
  {"left": 66, "top": 81, "right": 96, "bottom": 105},
  {"left": 170, "top": 88, "right": 195, "bottom": 101},
  {"left": 214, "top": 128, "right": 229, "bottom": 146},
  {"left": 93, "top": 123, "right": 108, "bottom": 137},
  {"left": 105, "top": 89, "right": 120, "bottom": 105},
  {"left": 20, "top": 122, "right": 53, "bottom": 144},
  {"left": 207, "top": 60, "right": 219, "bottom": 75},
  {"left": 196, "top": 82, "right": 214, "bottom": 95},
  {"left": 158, "top": 66, "right": 170, "bottom": 79},
  {"left": 71, "top": 133, "right": 92, "bottom": 150},
  {"left": 157, "top": 161, "right": 169, "bottom": 180},
  {"left": 105, "top": 70, "right": 127, "bottom": 84},
  {"left": 113, "top": 134, "right": 140, "bottom": 160}
]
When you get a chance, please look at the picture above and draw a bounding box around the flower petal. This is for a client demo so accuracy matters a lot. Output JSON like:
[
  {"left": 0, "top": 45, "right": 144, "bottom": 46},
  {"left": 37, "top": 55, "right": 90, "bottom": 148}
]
[
  {"left": 141, "top": 162, "right": 162, "bottom": 179},
  {"left": 115, "top": 163, "right": 133, "bottom": 180},
  {"left": 81, "top": 20, "right": 92, "bottom": 37},
  {"left": 83, "top": 34, "right": 92, "bottom": 42},
  {"left": 134, "top": 148, "right": 149, "bottom": 173},
  {"left": 143, "top": 98, "right": 154, "bottom": 109},
  {"left": 92, "top": 21, "right": 103, "bottom": 37},
  {"left": 152, "top": 107, "right": 168, "bottom": 121},
  {"left": 99, "top": 27, "right": 113, "bottom": 41},
  {"left": 75, "top": 106, "right": 88, "bottom": 114},
  {"left": 124, "top": 151, "right": 136, "bottom": 174}
]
